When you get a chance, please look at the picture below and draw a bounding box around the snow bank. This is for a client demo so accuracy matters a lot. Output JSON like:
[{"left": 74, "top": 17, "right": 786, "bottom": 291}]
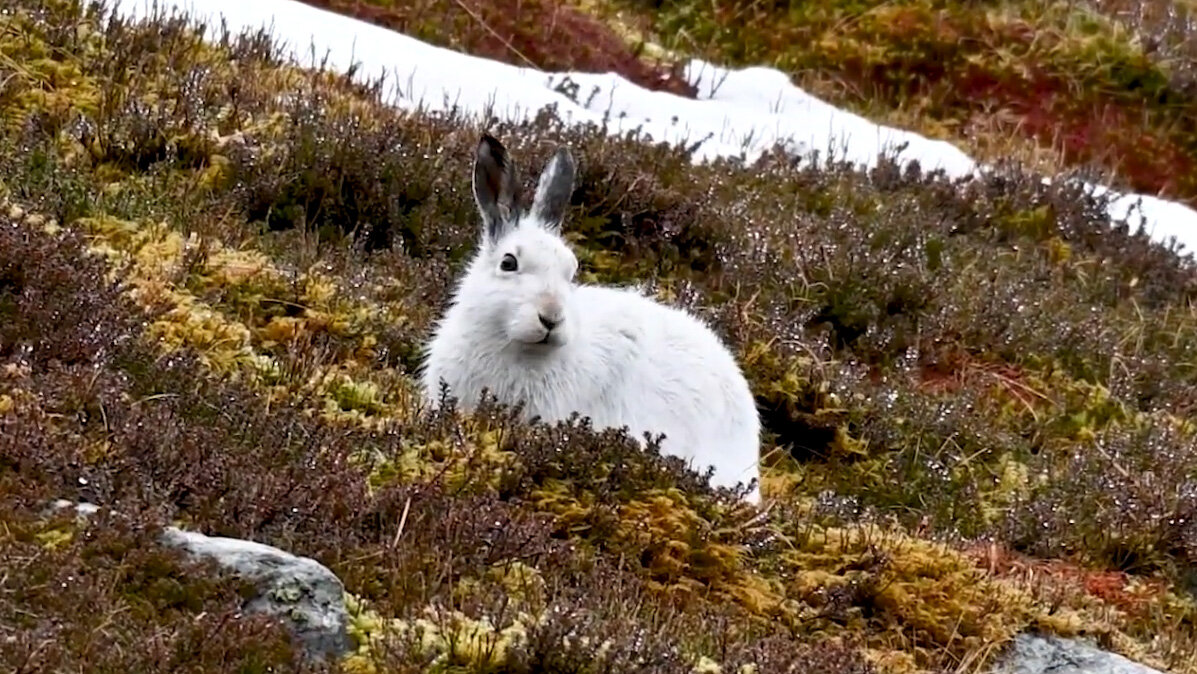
[{"left": 108, "top": 0, "right": 1197, "bottom": 256}]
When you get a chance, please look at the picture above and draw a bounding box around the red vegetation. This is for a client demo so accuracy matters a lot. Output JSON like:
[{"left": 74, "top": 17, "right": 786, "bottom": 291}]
[
  {"left": 966, "top": 541, "right": 1171, "bottom": 619},
  {"left": 920, "top": 351, "right": 1041, "bottom": 406},
  {"left": 295, "top": 0, "right": 698, "bottom": 98},
  {"left": 952, "top": 63, "right": 1197, "bottom": 205}
]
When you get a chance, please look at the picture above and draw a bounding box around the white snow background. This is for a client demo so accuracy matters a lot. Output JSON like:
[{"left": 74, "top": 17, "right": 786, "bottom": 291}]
[{"left": 108, "top": 0, "right": 1197, "bottom": 257}]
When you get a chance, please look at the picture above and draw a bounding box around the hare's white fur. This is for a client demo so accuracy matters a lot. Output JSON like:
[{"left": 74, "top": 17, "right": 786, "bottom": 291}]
[{"left": 419, "top": 134, "right": 762, "bottom": 504}]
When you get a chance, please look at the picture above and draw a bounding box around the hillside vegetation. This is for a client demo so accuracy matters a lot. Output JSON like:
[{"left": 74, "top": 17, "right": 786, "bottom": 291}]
[
  {"left": 3, "top": 1, "right": 1197, "bottom": 673},
  {"left": 310, "top": 0, "right": 1197, "bottom": 207}
]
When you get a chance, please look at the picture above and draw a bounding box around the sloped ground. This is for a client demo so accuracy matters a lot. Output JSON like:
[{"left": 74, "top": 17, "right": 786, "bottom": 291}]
[{"left": 3, "top": 1, "right": 1197, "bottom": 673}]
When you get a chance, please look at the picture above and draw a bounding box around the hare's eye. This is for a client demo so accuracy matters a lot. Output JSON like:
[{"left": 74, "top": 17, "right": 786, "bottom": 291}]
[{"left": 500, "top": 253, "right": 519, "bottom": 272}]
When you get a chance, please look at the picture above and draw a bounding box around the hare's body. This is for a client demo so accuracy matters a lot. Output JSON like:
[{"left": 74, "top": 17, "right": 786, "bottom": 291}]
[
  {"left": 422, "top": 281, "right": 762, "bottom": 501},
  {"left": 419, "top": 134, "right": 762, "bottom": 504}
]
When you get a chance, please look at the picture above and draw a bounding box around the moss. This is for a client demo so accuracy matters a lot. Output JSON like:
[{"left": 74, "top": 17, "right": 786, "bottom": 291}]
[
  {"left": 343, "top": 594, "right": 548, "bottom": 673},
  {"left": 482, "top": 561, "right": 546, "bottom": 606},
  {"left": 328, "top": 376, "right": 386, "bottom": 415},
  {"left": 35, "top": 526, "right": 75, "bottom": 550},
  {"left": 784, "top": 526, "right": 1040, "bottom": 654}
]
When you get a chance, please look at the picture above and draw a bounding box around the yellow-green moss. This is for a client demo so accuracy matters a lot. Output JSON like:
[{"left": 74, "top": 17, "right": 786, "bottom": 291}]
[
  {"left": 343, "top": 594, "right": 541, "bottom": 674},
  {"left": 35, "top": 527, "right": 75, "bottom": 550}
]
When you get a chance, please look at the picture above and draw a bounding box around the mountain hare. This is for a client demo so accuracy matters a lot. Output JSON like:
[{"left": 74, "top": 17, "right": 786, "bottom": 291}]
[{"left": 419, "top": 134, "right": 762, "bottom": 504}]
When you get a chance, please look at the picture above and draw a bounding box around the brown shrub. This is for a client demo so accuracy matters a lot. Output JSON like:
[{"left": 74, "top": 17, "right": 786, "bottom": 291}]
[{"left": 296, "top": 0, "right": 697, "bottom": 98}]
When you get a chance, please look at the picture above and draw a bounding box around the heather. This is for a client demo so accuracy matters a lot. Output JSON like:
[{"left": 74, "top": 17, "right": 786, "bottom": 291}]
[
  {"left": 293, "top": 0, "right": 695, "bottom": 97},
  {"left": 3, "top": 1, "right": 1197, "bottom": 672},
  {"left": 606, "top": 0, "right": 1197, "bottom": 207}
]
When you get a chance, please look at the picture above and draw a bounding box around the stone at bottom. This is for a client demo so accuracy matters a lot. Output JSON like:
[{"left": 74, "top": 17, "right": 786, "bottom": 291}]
[
  {"left": 159, "top": 527, "right": 353, "bottom": 660},
  {"left": 49, "top": 499, "right": 352, "bottom": 661},
  {"left": 990, "top": 633, "right": 1168, "bottom": 674}
]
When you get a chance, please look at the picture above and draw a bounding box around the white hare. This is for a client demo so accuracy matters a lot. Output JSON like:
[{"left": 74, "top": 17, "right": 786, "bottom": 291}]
[{"left": 418, "top": 133, "right": 763, "bottom": 505}]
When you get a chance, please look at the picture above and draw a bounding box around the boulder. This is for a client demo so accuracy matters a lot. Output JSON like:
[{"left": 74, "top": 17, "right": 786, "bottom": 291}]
[
  {"left": 990, "top": 633, "right": 1169, "bottom": 674},
  {"left": 159, "top": 527, "right": 354, "bottom": 660},
  {"left": 47, "top": 500, "right": 353, "bottom": 660}
]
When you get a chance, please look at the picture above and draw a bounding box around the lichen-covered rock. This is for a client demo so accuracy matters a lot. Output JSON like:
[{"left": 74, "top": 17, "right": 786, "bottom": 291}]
[
  {"left": 990, "top": 634, "right": 1167, "bottom": 674},
  {"left": 158, "top": 527, "right": 353, "bottom": 660},
  {"left": 48, "top": 499, "right": 351, "bottom": 660}
]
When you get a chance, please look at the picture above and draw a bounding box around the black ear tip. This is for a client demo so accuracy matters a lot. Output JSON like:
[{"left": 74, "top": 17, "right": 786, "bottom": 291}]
[
  {"left": 478, "top": 133, "right": 506, "bottom": 158},
  {"left": 557, "top": 147, "right": 576, "bottom": 170}
]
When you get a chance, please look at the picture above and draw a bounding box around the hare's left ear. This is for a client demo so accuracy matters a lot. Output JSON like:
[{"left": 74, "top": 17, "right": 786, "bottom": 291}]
[{"left": 530, "top": 146, "right": 575, "bottom": 233}]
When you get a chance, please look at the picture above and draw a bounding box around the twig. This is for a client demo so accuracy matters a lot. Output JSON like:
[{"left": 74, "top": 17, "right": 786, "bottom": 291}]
[
  {"left": 390, "top": 496, "right": 412, "bottom": 549},
  {"left": 451, "top": 0, "right": 540, "bottom": 71}
]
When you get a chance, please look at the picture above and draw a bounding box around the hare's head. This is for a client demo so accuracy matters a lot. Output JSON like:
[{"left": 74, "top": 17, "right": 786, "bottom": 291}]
[{"left": 466, "top": 133, "right": 579, "bottom": 349}]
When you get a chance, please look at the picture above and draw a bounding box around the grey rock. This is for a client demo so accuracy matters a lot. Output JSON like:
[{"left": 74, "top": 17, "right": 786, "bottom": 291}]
[
  {"left": 990, "top": 634, "right": 1169, "bottom": 674},
  {"left": 47, "top": 499, "right": 100, "bottom": 518},
  {"left": 159, "top": 528, "right": 353, "bottom": 660},
  {"left": 45, "top": 499, "right": 352, "bottom": 660}
]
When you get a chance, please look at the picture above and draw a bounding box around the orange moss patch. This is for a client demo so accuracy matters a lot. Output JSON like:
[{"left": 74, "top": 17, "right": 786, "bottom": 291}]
[
  {"left": 949, "top": 60, "right": 1196, "bottom": 203},
  {"left": 826, "top": 6, "right": 1197, "bottom": 206},
  {"left": 915, "top": 348, "right": 1044, "bottom": 409},
  {"left": 966, "top": 541, "right": 1171, "bottom": 619}
]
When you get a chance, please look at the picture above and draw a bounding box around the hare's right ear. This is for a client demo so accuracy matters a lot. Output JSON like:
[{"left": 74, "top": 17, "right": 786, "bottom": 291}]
[
  {"left": 530, "top": 146, "right": 575, "bottom": 233},
  {"left": 473, "top": 134, "right": 521, "bottom": 246}
]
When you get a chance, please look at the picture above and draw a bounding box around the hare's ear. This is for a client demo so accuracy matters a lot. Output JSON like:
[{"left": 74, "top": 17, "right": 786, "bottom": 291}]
[
  {"left": 530, "top": 146, "right": 575, "bottom": 233},
  {"left": 474, "top": 133, "right": 521, "bottom": 245}
]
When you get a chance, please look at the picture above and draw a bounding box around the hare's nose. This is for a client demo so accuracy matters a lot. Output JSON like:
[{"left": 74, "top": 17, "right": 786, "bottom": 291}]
[{"left": 537, "top": 293, "right": 564, "bottom": 330}]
